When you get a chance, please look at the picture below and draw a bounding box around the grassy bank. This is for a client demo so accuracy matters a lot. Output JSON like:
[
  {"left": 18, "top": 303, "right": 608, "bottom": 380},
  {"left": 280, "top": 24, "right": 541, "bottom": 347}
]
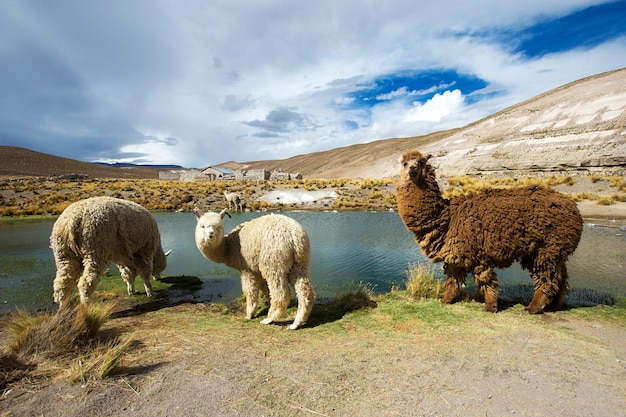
[{"left": 3, "top": 265, "right": 623, "bottom": 388}]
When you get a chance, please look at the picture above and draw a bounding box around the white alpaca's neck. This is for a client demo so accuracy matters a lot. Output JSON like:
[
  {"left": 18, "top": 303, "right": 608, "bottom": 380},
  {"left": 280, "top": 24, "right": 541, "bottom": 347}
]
[{"left": 200, "top": 235, "right": 229, "bottom": 265}]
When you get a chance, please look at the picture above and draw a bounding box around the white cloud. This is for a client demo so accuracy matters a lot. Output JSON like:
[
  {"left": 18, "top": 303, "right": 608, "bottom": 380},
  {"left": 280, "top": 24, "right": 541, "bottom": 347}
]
[
  {"left": 405, "top": 90, "right": 465, "bottom": 123},
  {"left": 376, "top": 87, "right": 410, "bottom": 101}
]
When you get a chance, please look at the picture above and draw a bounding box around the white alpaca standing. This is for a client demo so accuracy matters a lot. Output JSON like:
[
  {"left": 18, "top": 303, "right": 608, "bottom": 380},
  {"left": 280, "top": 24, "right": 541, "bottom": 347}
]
[
  {"left": 50, "top": 196, "right": 170, "bottom": 306},
  {"left": 194, "top": 208, "right": 315, "bottom": 330},
  {"left": 223, "top": 191, "right": 243, "bottom": 211}
]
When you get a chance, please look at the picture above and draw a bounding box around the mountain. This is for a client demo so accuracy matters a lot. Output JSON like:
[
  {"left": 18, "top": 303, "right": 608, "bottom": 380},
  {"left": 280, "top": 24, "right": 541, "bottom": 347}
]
[
  {"left": 0, "top": 146, "right": 161, "bottom": 179},
  {"left": 238, "top": 67, "right": 626, "bottom": 179}
]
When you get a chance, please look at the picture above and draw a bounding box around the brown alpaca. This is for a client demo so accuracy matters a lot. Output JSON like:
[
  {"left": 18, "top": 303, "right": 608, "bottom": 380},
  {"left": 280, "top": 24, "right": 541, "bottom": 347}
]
[{"left": 395, "top": 150, "right": 583, "bottom": 313}]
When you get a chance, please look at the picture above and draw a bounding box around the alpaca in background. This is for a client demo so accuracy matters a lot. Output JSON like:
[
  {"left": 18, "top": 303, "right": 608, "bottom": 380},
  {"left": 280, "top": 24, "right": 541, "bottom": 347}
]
[{"left": 223, "top": 191, "right": 243, "bottom": 211}]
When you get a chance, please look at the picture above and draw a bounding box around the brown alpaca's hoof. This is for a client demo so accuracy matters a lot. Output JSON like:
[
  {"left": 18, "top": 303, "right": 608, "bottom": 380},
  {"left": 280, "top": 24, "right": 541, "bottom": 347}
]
[
  {"left": 523, "top": 304, "right": 545, "bottom": 314},
  {"left": 440, "top": 295, "right": 454, "bottom": 304},
  {"left": 483, "top": 303, "right": 498, "bottom": 313}
]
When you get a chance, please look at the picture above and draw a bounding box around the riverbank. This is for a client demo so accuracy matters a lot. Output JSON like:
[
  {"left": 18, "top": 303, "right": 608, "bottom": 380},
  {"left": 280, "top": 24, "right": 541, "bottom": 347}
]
[
  {"left": 576, "top": 200, "right": 626, "bottom": 221},
  {"left": 1, "top": 293, "right": 625, "bottom": 417}
]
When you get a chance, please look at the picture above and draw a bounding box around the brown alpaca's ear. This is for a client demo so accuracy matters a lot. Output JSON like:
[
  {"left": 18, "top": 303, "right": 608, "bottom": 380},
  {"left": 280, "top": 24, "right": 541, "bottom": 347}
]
[{"left": 421, "top": 154, "right": 431, "bottom": 179}]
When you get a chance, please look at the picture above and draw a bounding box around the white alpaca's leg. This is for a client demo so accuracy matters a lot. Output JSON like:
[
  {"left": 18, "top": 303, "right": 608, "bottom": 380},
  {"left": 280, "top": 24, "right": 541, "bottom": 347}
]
[
  {"left": 241, "top": 271, "right": 261, "bottom": 319},
  {"left": 261, "top": 272, "right": 290, "bottom": 325},
  {"left": 119, "top": 265, "right": 136, "bottom": 294},
  {"left": 289, "top": 265, "right": 316, "bottom": 330},
  {"left": 142, "top": 273, "right": 155, "bottom": 297},
  {"left": 135, "top": 257, "right": 156, "bottom": 297},
  {"left": 53, "top": 256, "right": 83, "bottom": 306},
  {"left": 77, "top": 257, "right": 105, "bottom": 304}
]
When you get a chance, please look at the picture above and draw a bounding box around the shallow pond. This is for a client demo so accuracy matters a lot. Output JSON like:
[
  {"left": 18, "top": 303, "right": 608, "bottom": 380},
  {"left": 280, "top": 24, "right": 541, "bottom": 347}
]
[{"left": 0, "top": 211, "right": 624, "bottom": 312}]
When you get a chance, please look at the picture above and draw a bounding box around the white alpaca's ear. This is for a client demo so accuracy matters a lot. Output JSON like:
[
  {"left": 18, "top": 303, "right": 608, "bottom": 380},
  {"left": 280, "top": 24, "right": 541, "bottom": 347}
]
[
  {"left": 219, "top": 209, "right": 229, "bottom": 219},
  {"left": 165, "top": 250, "right": 172, "bottom": 256},
  {"left": 193, "top": 207, "right": 204, "bottom": 220}
]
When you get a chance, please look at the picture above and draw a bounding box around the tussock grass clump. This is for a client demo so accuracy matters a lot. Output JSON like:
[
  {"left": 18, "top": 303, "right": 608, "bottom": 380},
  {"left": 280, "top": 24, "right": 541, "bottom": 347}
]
[
  {"left": 6, "top": 303, "right": 112, "bottom": 356},
  {"left": 3, "top": 302, "right": 134, "bottom": 383},
  {"left": 405, "top": 262, "right": 444, "bottom": 300},
  {"left": 331, "top": 282, "right": 377, "bottom": 312}
]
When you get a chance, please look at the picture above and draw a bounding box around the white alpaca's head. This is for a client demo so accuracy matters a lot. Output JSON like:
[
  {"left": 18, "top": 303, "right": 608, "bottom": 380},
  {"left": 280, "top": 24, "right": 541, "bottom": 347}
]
[{"left": 194, "top": 208, "right": 228, "bottom": 250}]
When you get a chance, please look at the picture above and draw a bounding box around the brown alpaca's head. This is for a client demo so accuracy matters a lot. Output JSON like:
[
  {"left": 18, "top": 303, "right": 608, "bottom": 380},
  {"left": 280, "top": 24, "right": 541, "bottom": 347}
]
[{"left": 399, "top": 150, "right": 431, "bottom": 183}]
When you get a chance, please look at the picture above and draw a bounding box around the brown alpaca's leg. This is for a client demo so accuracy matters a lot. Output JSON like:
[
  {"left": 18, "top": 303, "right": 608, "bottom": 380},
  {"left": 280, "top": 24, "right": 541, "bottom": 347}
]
[
  {"left": 547, "top": 263, "right": 569, "bottom": 311},
  {"left": 525, "top": 254, "right": 560, "bottom": 314},
  {"left": 441, "top": 263, "right": 466, "bottom": 304},
  {"left": 289, "top": 265, "right": 316, "bottom": 330},
  {"left": 525, "top": 287, "right": 550, "bottom": 314},
  {"left": 474, "top": 267, "right": 499, "bottom": 313}
]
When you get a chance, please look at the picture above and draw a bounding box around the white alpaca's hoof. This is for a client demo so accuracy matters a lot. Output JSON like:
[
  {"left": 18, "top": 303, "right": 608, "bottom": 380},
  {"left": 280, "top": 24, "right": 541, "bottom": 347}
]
[
  {"left": 288, "top": 323, "right": 300, "bottom": 330},
  {"left": 260, "top": 318, "right": 273, "bottom": 325}
]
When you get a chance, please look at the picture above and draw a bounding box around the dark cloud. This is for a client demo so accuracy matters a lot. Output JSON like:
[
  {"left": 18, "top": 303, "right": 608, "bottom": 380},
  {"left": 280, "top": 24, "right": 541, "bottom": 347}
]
[{"left": 244, "top": 108, "right": 318, "bottom": 134}]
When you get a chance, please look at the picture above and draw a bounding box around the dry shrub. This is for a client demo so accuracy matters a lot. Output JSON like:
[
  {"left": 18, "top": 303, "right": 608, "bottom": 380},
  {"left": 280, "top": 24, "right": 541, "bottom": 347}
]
[
  {"left": 4, "top": 302, "right": 134, "bottom": 383},
  {"left": 405, "top": 262, "right": 444, "bottom": 300},
  {"left": 7, "top": 303, "right": 113, "bottom": 357}
]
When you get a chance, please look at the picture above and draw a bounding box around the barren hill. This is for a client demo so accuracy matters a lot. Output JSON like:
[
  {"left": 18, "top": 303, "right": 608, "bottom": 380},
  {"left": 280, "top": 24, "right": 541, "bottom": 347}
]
[
  {"left": 239, "top": 68, "right": 626, "bottom": 179},
  {"left": 0, "top": 146, "right": 160, "bottom": 179}
]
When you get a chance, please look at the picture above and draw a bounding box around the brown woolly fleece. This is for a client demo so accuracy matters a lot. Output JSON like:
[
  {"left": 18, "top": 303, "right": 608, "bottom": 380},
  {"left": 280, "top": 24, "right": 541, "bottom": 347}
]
[{"left": 395, "top": 150, "right": 583, "bottom": 313}]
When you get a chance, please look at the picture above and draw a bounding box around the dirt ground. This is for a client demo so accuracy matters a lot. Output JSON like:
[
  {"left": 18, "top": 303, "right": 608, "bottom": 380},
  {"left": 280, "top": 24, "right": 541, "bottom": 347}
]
[{"left": 1, "top": 297, "right": 625, "bottom": 417}]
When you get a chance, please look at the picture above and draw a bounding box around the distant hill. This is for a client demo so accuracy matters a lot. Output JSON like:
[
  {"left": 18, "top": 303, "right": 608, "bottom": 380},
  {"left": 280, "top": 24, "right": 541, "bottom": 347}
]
[
  {"left": 2, "top": 68, "right": 625, "bottom": 180},
  {"left": 0, "top": 146, "right": 161, "bottom": 179},
  {"left": 95, "top": 162, "right": 184, "bottom": 170}
]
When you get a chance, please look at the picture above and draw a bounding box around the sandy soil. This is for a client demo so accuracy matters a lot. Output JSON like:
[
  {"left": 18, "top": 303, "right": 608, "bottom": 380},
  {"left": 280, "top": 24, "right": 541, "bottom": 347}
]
[{"left": 576, "top": 201, "right": 626, "bottom": 221}]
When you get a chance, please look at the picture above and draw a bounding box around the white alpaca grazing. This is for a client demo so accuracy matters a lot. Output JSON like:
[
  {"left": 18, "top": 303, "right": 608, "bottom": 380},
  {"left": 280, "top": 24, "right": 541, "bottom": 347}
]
[
  {"left": 50, "top": 196, "right": 170, "bottom": 307},
  {"left": 194, "top": 208, "right": 315, "bottom": 330},
  {"left": 223, "top": 191, "right": 243, "bottom": 211}
]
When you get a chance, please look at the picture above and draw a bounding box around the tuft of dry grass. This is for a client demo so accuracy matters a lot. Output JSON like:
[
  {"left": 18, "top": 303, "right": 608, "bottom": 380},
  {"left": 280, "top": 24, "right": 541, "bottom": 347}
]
[
  {"left": 405, "top": 262, "right": 444, "bottom": 300},
  {"left": 3, "top": 302, "right": 135, "bottom": 385},
  {"left": 7, "top": 303, "right": 116, "bottom": 357}
]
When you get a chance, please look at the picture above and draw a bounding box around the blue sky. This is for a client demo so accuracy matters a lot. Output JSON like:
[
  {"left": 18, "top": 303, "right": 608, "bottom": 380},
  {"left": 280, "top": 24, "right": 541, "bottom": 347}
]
[{"left": 0, "top": 0, "right": 625, "bottom": 167}]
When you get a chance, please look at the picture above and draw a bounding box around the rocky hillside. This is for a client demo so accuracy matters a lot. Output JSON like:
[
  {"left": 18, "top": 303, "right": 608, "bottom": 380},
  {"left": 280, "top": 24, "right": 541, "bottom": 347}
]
[{"left": 240, "top": 68, "right": 626, "bottom": 179}]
